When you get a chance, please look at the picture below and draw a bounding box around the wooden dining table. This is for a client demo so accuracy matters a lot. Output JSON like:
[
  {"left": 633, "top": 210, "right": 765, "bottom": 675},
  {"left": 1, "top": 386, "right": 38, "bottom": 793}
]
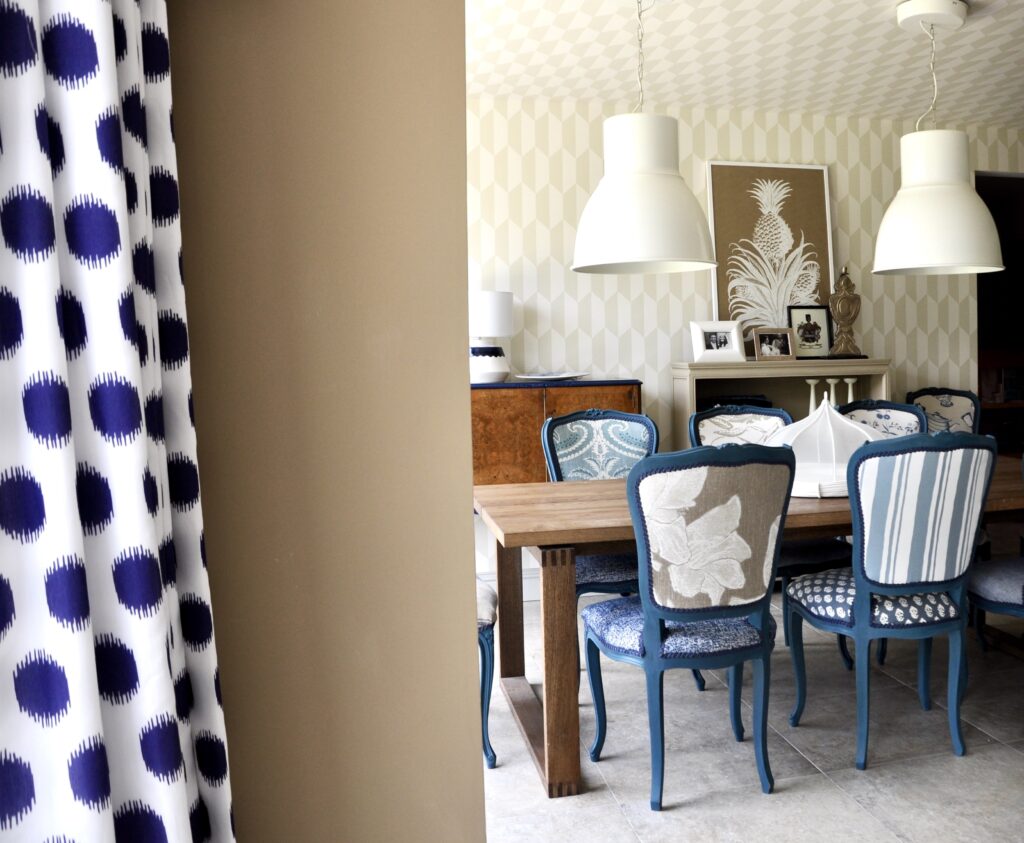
[{"left": 473, "top": 455, "right": 1024, "bottom": 798}]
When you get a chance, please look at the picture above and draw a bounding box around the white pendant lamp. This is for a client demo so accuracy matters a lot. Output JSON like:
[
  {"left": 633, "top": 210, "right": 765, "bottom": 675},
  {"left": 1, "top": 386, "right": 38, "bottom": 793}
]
[
  {"left": 873, "top": 0, "right": 1003, "bottom": 276},
  {"left": 572, "top": 1, "right": 715, "bottom": 275}
]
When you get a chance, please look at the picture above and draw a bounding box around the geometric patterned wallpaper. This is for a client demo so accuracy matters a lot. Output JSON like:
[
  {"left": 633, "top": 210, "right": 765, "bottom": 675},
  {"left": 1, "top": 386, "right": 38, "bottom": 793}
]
[{"left": 467, "top": 94, "right": 1024, "bottom": 444}]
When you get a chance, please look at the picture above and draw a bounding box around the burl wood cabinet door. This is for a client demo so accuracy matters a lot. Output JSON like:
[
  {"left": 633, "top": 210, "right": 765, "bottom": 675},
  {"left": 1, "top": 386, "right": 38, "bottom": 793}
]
[
  {"left": 543, "top": 384, "right": 640, "bottom": 419},
  {"left": 471, "top": 388, "right": 547, "bottom": 484}
]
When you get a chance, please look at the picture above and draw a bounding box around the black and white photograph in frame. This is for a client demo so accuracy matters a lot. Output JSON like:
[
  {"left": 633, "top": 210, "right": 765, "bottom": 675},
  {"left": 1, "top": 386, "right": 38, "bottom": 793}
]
[
  {"left": 752, "top": 327, "right": 796, "bottom": 361},
  {"left": 787, "top": 305, "right": 833, "bottom": 358},
  {"left": 689, "top": 320, "right": 746, "bottom": 363}
]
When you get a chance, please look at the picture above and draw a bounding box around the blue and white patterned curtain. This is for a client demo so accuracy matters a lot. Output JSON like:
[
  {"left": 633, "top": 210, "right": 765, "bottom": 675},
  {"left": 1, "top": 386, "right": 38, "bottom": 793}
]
[{"left": 0, "top": 1, "right": 232, "bottom": 839}]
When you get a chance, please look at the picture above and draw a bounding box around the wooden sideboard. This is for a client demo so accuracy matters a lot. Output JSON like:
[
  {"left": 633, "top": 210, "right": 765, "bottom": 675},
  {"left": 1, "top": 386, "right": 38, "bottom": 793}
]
[
  {"left": 671, "top": 358, "right": 892, "bottom": 449},
  {"left": 471, "top": 379, "right": 642, "bottom": 484}
]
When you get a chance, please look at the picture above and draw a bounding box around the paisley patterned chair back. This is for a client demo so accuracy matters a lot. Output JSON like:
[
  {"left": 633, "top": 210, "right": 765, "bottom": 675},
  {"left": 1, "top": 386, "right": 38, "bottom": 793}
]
[
  {"left": 906, "top": 387, "right": 980, "bottom": 434},
  {"left": 628, "top": 445, "right": 795, "bottom": 613},
  {"left": 838, "top": 399, "right": 927, "bottom": 438},
  {"left": 850, "top": 433, "right": 995, "bottom": 587},
  {"left": 542, "top": 409, "right": 659, "bottom": 482},
  {"left": 689, "top": 405, "right": 793, "bottom": 447}
]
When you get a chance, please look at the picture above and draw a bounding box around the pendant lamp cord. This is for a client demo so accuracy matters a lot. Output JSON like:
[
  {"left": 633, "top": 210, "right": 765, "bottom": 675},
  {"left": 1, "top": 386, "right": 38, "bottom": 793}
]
[
  {"left": 915, "top": 22, "right": 939, "bottom": 131},
  {"left": 633, "top": 0, "right": 654, "bottom": 112}
]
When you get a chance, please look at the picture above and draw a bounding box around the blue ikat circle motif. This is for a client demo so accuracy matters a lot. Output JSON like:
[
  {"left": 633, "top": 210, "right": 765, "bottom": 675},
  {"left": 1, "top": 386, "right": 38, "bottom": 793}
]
[
  {"left": 0, "top": 468, "right": 46, "bottom": 542},
  {"left": 45, "top": 557, "right": 90, "bottom": 630},
  {"left": 88, "top": 375, "right": 142, "bottom": 443},
  {"left": 0, "top": 751, "right": 35, "bottom": 830},
  {"left": 41, "top": 16, "right": 98, "bottom": 88},
  {"left": 22, "top": 372, "right": 72, "bottom": 447},
  {"left": 0, "top": 1, "right": 37, "bottom": 77},
  {"left": 14, "top": 652, "right": 70, "bottom": 725},
  {"left": 0, "top": 287, "right": 23, "bottom": 358},
  {"left": 94, "top": 636, "right": 139, "bottom": 705},
  {"left": 67, "top": 737, "right": 110, "bottom": 809},
  {"left": 64, "top": 196, "right": 121, "bottom": 267},
  {"left": 1, "top": 186, "right": 56, "bottom": 262}
]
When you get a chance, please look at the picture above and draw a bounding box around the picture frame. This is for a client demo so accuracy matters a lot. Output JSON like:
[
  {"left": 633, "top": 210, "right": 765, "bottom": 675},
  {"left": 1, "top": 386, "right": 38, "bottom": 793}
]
[
  {"left": 689, "top": 320, "right": 746, "bottom": 363},
  {"left": 752, "top": 327, "right": 796, "bottom": 361},
  {"left": 787, "top": 305, "right": 833, "bottom": 358},
  {"left": 707, "top": 161, "right": 835, "bottom": 344}
]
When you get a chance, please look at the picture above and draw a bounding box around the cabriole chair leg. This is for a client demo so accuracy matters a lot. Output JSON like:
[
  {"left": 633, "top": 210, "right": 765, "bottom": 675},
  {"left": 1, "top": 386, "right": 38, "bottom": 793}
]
[
  {"left": 855, "top": 639, "right": 872, "bottom": 771},
  {"left": 789, "top": 612, "right": 807, "bottom": 727},
  {"left": 646, "top": 669, "right": 666, "bottom": 811},
  {"left": 837, "top": 634, "right": 854, "bottom": 670},
  {"left": 728, "top": 663, "right": 744, "bottom": 742},
  {"left": 753, "top": 655, "right": 774, "bottom": 794},
  {"left": 479, "top": 626, "right": 496, "bottom": 768},
  {"left": 586, "top": 637, "right": 607, "bottom": 762}
]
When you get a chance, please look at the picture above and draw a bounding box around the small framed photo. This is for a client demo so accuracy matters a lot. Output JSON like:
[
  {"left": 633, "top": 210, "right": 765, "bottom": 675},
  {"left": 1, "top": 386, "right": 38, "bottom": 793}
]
[
  {"left": 787, "top": 305, "right": 833, "bottom": 358},
  {"left": 752, "top": 327, "right": 796, "bottom": 361},
  {"left": 690, "top": 321, "right": 746, "bottom": 363}
]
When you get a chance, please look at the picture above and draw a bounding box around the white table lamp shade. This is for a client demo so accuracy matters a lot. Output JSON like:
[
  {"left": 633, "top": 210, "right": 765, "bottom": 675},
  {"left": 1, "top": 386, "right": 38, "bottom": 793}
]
[
  {"left": 469, "top": 290, "right": 514, "bottom": 384},
  {"left": 572, "top": 114, "right": 716, "bottom": 275},
  {"left": 873, "top": 130, "right": 1003, "bottom": 276},
  {"left": 469, "top": 290, "right": 514, "bottom": 339}
]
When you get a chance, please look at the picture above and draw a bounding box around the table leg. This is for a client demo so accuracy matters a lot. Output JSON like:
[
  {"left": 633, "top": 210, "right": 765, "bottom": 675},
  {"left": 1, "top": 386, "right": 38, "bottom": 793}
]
[
  {"left": 495, "top": 539, "right": 524, "bottom": 678},
  {"left": 539, "top": 546, "right": 581, "bottom": 797}
]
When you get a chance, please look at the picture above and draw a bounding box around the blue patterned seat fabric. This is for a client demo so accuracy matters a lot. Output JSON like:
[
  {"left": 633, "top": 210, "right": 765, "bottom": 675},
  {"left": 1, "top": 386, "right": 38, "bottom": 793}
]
[
  {"left": 581, "top": 596, "right": 777, "bottom": 658},
  {"left": 911, "top": 393, "right": 976, "bottom": 434},
  {"left": 969, "top": 559, "right": 1024, "bottom": 606},
  {"left": 843, "top": 408, "right": 921, "bottom": 437},
  {"left": 551, "top": 418, "right": 654, "bottom": 481},
  {"left": 787, "top": 568, "right": 960, "bottom": 628},
  {"left": 577, "top": 553, "right": 639, "bottom": 585}
]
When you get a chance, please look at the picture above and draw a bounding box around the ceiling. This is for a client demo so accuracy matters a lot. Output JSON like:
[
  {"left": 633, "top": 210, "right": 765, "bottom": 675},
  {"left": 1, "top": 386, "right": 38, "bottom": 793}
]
[{"left": 466, "top": 0, "right": 1024, "bottom": 129}]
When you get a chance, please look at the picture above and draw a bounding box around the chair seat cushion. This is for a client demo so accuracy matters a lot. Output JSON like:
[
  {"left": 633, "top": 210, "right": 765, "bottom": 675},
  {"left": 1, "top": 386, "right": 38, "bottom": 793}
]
[
  {"left": 577, "top": 553, "right": 639, "bottom": 588},
  {"left": 581, "top": 596, "right": 775, "bottom": 659},
  {"left": 787, "top": 567, "right": 960, "bottom": 628},
  {"left": 969, "top": 558, "right": 1024, "bottom": 607},
  {"left": 777, "top": 538, "right": 852, "bottom": 576},
  {"left": 476, "top": 580, "right": 497, "bottom": 629}
]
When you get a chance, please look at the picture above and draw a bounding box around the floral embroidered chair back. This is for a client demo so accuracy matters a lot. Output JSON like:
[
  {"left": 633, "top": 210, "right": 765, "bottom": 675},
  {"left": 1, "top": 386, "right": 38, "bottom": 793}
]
[
  {"left": 906, "top": 388, "right": 980, "bottom": 434},
  {"left": 629, "top": 445, "right": 795, "bottom": 612},
  {"left": 852, "top": 434, "right": 994, "bottom": 588},
  {"left": 542, "top": 409, "right": 658, "bottom": 482},
  {"left": 838, "top": 399, "right": 927, "bottom": 438},
  {"left": 689, "top": 405, "right": 793, "bottom": 448}
]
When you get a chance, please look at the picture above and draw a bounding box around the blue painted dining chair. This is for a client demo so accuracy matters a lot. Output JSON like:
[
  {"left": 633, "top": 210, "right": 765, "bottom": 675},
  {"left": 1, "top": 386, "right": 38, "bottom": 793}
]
[
  {"left": 835, "top": 399, "right": 928, "bottom": 667},
  {"left": 689, "top": 405, "right": 854, "bottom": 656},
  {"left": 582, "top": 444, "right": 795, "bottom": 810},
  {"left": 786, "top": 433, "right": 996, "bottom": 770},
  {"left": 969, "top": 559, "right": 1024, "bottom": 651},
  {"left": 906, "top": 387, "right": 981, "bottom": 434},
  {"left": 541, "top": 409, "right": 705, "bottom": 691},
  {"left": 477, "top": 579, "right": 497, "bottom": 768}
]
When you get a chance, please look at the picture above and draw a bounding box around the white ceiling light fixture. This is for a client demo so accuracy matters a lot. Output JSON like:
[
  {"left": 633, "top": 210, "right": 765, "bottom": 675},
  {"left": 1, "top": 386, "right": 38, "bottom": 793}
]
[
  {"left": 873, "top": 0, "right": 1003, "bottom": 276},
  {"left": 571, "top": 0, "right": 716, "bottom": 275}
]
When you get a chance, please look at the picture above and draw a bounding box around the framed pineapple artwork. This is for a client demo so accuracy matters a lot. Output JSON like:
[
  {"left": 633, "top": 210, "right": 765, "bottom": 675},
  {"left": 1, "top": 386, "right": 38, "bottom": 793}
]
[{"left": 707, "top": 161, "right": 835, "bottom": 349}]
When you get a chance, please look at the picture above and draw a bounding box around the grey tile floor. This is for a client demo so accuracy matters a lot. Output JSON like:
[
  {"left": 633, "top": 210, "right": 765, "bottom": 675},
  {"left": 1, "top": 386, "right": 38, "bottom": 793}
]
[{"left": 483, "top": 591, "right": 1024, "bottom": 842}]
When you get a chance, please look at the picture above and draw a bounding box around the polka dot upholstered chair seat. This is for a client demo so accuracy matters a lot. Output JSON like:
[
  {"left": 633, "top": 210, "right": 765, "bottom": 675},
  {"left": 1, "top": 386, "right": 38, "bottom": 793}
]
[{"left": 787, "top": 568, "right": 960, "bottom": 628}]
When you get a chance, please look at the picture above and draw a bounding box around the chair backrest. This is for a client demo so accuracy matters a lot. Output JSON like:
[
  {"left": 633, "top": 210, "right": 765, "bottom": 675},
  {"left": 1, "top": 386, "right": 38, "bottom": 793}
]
[
  {"left": 906, "top": 387, "right": 980, "bottom": 434},
  {"left": 849, "top": 433, "right": 995, "bottom": 589},
  {"left": 838, "top": 399, "right": 927, "bottom": 437},
  {"left": 541, "top": 409, "right": 658, "bottom": 482},
  {"left": 627, "top": 445, "right": 795, "bottom": 616},
  {"left": 689, "top": 405, "right": 793, "bottom": 447}
]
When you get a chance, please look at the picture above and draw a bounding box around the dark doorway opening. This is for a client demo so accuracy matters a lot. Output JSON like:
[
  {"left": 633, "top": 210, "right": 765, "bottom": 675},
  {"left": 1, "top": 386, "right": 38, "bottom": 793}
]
[{"left": 976, "top": 172, "right": 1024, "bottom": 456}]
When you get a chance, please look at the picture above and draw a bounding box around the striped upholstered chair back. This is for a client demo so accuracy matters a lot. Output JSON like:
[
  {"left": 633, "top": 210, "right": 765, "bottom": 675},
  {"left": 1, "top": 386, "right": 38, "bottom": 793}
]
[{"left": 849, "top": 433, "right": 996, "bottom": 587}]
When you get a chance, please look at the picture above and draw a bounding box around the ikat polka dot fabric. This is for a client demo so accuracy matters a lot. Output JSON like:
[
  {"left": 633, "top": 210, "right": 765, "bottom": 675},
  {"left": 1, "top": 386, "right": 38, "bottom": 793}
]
[{"left": 0, "top": 1, "right": 232, "bottom": 839}]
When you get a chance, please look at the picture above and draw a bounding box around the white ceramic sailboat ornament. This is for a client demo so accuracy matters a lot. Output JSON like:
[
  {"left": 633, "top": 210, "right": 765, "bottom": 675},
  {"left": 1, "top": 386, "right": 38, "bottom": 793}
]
[{"left": 766, "top": 393, "right": 886, "bottom": 497}]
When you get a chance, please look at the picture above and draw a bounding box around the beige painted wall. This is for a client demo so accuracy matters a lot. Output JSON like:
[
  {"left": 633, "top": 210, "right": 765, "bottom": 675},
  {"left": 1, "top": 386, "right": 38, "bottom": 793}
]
[
  {"left": 168, "top": 3, "right": 484, "bottom": 840},
  {"left": 468, "top": 94, "right": 1024, "bottom": 443}
]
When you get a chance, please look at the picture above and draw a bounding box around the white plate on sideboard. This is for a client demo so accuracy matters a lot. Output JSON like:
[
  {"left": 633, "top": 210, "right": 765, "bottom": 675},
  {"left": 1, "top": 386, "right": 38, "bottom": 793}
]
[{"left": 513, "top": 372, "right": 589, "bottom": 381}]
